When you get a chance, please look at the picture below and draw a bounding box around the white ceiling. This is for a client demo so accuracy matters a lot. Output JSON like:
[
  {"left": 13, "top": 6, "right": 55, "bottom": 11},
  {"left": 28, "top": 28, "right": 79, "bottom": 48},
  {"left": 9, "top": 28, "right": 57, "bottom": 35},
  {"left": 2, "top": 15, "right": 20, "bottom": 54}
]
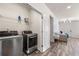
[{"left": 46, "top": 3, "right": 79, "bottom": 19}]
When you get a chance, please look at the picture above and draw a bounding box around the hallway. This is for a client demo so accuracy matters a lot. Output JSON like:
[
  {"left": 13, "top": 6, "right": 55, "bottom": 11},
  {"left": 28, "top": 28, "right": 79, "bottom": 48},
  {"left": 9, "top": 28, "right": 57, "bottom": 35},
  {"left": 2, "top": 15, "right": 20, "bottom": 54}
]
[{"left": 30, "top": 38, "right": 79, "bottom": 56}]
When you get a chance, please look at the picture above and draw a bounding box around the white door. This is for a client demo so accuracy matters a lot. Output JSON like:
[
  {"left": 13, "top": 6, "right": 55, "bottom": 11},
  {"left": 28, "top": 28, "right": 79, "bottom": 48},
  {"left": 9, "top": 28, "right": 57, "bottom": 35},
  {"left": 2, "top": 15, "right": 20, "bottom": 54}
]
[{"left": 71, "top": 20, "right": 79, "bottom": 38}]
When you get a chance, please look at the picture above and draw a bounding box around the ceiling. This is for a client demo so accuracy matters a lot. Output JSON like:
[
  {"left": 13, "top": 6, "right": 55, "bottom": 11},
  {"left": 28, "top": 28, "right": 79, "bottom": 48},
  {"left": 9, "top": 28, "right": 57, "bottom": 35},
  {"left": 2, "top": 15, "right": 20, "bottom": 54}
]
[{"left": 46, "top": 3, "right": 79, "bottom": 20}]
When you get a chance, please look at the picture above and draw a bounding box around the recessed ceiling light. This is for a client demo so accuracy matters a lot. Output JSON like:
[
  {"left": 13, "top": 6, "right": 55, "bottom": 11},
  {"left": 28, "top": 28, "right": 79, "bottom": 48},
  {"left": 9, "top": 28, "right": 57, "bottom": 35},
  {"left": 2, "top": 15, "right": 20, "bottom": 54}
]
[{"left": 67, "top": 6, "right": 71, "bottom": 9}]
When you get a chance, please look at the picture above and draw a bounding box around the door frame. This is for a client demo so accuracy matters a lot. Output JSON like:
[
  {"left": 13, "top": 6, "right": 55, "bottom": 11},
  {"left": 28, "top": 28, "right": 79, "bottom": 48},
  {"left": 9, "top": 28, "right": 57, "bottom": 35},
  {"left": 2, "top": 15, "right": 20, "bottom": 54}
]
[{"left": 50, "top": 16, "right": 54, "bottom": 44}]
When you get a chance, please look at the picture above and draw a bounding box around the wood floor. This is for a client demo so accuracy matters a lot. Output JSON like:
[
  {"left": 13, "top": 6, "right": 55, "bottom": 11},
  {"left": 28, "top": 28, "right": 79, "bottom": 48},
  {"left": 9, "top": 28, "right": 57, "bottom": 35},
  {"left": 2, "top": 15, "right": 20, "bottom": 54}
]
[{"left": 29, "top": 38, "right": 79, "bottom": 56}]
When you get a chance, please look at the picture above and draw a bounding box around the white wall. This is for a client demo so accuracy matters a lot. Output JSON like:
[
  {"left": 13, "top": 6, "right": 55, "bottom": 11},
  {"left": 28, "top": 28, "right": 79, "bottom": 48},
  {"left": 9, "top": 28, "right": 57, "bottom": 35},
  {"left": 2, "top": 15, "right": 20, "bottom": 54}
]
[
  {"left": 59, "top": 20, "right": 71, "bottom": 34},
  {"left": 0, "top": 3, "right": 30, "bottom": 34},
  {"left": 29, "top": 9, "right": 42, "bottom": 52},
  {"left": 53, "top": 17, "right": 59, "bottom": 34},
  {"left": 59, "top": 19, "right": 79, "bottom": 38},
  {"left": 29, "top": 3, "right": 59, "bottom": 52}
]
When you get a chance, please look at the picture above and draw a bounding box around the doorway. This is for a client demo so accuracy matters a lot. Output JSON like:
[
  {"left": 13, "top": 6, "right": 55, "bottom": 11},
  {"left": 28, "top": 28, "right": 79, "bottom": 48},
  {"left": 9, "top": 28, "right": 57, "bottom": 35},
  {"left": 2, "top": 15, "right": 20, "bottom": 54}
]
[
  {"left": 71, "top": 20, "right": 79, "bottom": 38},
  {"left": 50, "top": 16, "right": 54, "bottom": 44}
]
